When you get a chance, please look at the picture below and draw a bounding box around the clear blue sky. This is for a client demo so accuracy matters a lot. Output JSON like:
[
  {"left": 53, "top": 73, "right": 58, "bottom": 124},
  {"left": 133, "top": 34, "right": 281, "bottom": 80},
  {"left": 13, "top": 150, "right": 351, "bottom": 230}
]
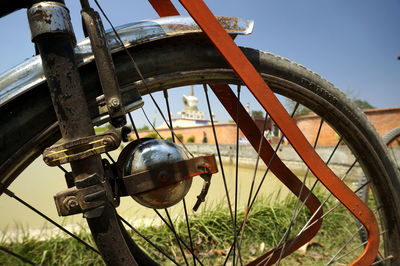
[{"left": 0, "top": 0, "right": 399, "bottom": 126}]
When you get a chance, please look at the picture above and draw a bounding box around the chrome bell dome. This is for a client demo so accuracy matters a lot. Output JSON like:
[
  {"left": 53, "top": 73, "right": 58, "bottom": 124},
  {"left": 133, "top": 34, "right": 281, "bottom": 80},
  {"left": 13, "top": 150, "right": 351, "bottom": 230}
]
[{"left": 119, "top": 138, "right": 193, "bottom": 209}]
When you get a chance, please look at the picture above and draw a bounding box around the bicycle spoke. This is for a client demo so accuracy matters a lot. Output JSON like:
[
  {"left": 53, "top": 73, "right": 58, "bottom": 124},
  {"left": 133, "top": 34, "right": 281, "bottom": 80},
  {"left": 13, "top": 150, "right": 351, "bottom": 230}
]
[
  {"left": 328, "top": 233, "right": 386, "bottom": 266},
  {"left": 162, "top": 88, "right": 196, "bottom": 265},
  {"left": 299, "top": 180, "right": 372, "bottom": 236},
  {"left": 163, "top": 89, "right": 175, "bottom": 143},
  {"left": 371, "top": 255, "right": 394, "bottom": 265},
  {"left": 183, "top": 198, "right": 196, "bottom": 266},
  {"left": 0, "top": 246, "right": 35, "bottom": 266},
  {"left": 272, "top": 136, "right": 345, "bottom": 261},
  {"left": 153, "top": 209, "right": 199, "bottom": 265},
  {"left": 94, "top": 0, "right": 193, "bottom": 156},
  {"left": 248, "top": 103, "right": 299, "bottom": 213},
  {"left": 237, "top": 111, "right": 268, "bottom": 260},
  {"left": 105, "top": 152, "right": 116, "bottom": 164},
  {"left": 277, "top": 159, "right": 359, "bottom": 261},
  {"left": 286, "top": 134, "right": 344, "bottom": 224},
  {"left": 164, "top": 209, "right": 189, "bottom": 265},
  {"left": 234, "top": 85, "right": 242, "bottom": 266},
  {"left": 286, "top": 134, "right": 344, "bottom": 232},
  {"left": 154, "top": 209, "right": 204, "bottom": 265},
  {"left": 118, "top": 215, "right": 179, "bottom": 265},
  {"left": 57, "top": 165, "right": 69, "bottom": 174},
  {"left": 327, "top": 192, "right": 384, "bottom": 265},
  {"left": 203, "top": 84, "right": 237, "bottom": 265},
  {"left": 128, "top": 112, "right": 141, "bottom": 141},
  {"left": 275, "top": 118, "right": 324, "bottom": 265},
  {"left": 326, "top": 224, "right": 364, "bottom": 265},
  {"left": 226, "top": 102, "right": 300, "bottom": 264},
  {"left": 141, "top": 107, "right": 163, "bottom": 138},
  {"left": 3, "top": 189, "right": 99, "bottom": 254}
]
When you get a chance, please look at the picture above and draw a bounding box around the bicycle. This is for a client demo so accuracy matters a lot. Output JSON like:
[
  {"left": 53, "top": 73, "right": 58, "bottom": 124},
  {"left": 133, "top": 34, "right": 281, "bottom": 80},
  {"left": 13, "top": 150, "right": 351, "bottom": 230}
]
[
  {"left": 356, "top": 126, "right": 400, "bottom": 263},
  {"left": 1, "top": 0, "right": 400, "bottom": 265}
]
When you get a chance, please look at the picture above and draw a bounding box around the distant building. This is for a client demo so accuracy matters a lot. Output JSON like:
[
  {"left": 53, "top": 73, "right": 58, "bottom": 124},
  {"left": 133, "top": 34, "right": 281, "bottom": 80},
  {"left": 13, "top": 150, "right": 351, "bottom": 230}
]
[{"left": 157, "top": 86, "right": 215, "bottom": 129}]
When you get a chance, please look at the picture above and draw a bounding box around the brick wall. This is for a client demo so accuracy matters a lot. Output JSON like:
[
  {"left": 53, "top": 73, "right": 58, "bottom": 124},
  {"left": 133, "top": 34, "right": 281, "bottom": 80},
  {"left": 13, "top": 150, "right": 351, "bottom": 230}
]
[
  {"left": 363, "top": 108, "right": 400, "bottom": 136},
  {"left": 133, "top": 107, "right": 400, "bottom": 146},
  {"left": 136, "top": 123, "right": 245, "bottom": 144},
  {"left": 294, "top": 107, "right": 400, "bottom": 146}
]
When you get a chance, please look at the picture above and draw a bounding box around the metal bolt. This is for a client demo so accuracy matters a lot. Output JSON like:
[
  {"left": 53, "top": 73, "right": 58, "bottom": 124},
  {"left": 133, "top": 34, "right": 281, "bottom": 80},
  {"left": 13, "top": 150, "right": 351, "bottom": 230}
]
[
  {"left": 109, "top": 98, "right": 120, "bottom": 109},
  {"left": 102, "top": 137, "right": 113, "bottom": 146},
  {"left": 63, "top": 196, "right": 79, "bottom": 210}
]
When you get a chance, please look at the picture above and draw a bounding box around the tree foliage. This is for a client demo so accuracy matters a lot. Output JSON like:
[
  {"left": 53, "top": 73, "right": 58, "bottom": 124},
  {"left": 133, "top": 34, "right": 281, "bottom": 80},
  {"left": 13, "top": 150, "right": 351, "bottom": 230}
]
[
  {"left": 138, "top": 125, "right": 150, "bottom": 131},
  {"left": 345, "top": 88, "right": 376, "bottom": 110},
  {"left": 284, "top": 99, "right": 311, "bottom": 117},
  {"left": 353, "top": 99, "right": 375, "bottom": 110},
  {"left": 251, "top": 110, "right": 264, "bottom": 118}
]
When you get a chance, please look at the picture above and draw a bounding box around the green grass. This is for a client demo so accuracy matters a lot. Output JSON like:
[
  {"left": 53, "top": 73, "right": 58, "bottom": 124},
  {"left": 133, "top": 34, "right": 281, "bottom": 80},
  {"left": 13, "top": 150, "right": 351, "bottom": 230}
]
[{"left": 0, "top": 194, "right": 362, "bottom": 265}]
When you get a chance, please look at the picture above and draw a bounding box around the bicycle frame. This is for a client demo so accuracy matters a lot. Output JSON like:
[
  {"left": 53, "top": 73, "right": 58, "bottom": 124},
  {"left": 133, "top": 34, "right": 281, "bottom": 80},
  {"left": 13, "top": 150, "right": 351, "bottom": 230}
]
[
  {"left": 149, "top": 0, "right": 378, "bottom": 265},
  {"left": 0, "top": 0, "right": 380, "bottom": 264}
]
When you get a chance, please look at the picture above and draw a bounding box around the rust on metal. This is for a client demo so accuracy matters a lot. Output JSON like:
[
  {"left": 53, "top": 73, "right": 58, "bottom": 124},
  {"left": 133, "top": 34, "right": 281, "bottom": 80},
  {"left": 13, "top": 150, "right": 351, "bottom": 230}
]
[
  {"left": 27, "top": 2, "right": 75, "bottom": 43},
  {"left": 148, "top": 0, "right": 180, "bottom": 17},
  {"left": 43, "top": 129, "right": 125, "bottom": 166},
  {"left": 29, "top": 1, "right": 139, "bottom": 263},
  {"left": 81, "top": 0, "right": 127, "bottom": 127},
  {"left": 148, "top": 0, "right": 380, "bottom": 263},
  {"left": 54, "top": 173, "right": 106, "bottom": 216},
  {"left": 176, "top": 0, "right": 379, "bottom": 264}
]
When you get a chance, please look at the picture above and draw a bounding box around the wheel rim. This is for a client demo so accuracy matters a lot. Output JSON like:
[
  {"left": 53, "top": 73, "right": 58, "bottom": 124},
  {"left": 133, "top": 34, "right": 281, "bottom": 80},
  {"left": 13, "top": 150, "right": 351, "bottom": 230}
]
[{"left": 1, "top": 60, "right": 399, "bottom": 265}]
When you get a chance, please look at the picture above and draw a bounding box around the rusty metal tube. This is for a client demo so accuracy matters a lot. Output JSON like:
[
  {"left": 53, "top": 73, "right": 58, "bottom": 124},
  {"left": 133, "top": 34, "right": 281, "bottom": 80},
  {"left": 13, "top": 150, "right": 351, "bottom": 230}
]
[
  {"left": 27, "top": 2, "right": 138, "bottom": 265},
  {"left": 81, "top": 0, "right": 127, "bottom": 127}
]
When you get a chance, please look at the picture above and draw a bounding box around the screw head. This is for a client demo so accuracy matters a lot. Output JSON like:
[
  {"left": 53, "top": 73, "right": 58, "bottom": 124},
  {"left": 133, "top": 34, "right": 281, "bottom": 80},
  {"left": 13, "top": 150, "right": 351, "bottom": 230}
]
[
  {"left": 63, "top": 196, "right": 79, "bottom": 210},
  {"left": 109, "top": 98, "right": 120, "bottom": 109},
  {"left": 102, "top": 137, "right": 113, "bottom": 146}
]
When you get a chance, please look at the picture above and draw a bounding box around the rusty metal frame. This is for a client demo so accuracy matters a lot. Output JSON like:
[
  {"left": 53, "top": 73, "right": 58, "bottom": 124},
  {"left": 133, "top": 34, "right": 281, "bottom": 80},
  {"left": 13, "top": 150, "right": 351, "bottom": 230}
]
[
  {"left": 81, "top": 0, "right": 127, "bottom": 127},
  {"left": 28, "top": 1, "right": 139, "bottom": 264},
  {"left": 148, "top": 0, "right": 379, "bottom": 264}
]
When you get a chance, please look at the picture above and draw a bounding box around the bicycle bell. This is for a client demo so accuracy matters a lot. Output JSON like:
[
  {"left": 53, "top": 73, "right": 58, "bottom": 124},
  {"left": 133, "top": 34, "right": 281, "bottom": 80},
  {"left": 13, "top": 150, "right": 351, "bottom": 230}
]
[{"left": 118, "top": 138, "right": 193, "bottom": 209}]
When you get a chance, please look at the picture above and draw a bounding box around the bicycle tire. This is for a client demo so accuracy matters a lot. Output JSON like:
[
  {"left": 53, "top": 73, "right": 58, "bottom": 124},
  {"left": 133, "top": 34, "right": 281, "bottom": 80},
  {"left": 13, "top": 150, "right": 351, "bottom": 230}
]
[
  {"left": 1, "top": 36, "right": 400, "bottom": 264},
  {"left": 383, "top": 127, "right": 400, "bottom": 148},
  {"left": 357, "top": 126, "right": 400, "bottom": 252}
]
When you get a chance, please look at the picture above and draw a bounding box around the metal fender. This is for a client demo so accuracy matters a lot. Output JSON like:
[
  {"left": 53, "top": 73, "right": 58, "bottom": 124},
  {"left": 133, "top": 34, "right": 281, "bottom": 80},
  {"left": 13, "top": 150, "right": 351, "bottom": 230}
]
[{"left": 0, "top": 16, "right": 254, "bottom": 108}]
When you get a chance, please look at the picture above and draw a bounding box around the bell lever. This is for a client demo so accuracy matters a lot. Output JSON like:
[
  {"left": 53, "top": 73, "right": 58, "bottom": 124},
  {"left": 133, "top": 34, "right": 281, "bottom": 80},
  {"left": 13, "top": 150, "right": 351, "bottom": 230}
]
[{"left": 80, "top": 0, "right": 126, "bottom": 127}]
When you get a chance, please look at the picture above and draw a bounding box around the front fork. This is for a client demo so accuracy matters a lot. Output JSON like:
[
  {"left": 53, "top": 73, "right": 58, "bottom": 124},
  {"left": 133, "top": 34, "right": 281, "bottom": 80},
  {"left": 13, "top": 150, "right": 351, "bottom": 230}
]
[{"left": 27, "top": 1, "right": 140, "bottom": 265}]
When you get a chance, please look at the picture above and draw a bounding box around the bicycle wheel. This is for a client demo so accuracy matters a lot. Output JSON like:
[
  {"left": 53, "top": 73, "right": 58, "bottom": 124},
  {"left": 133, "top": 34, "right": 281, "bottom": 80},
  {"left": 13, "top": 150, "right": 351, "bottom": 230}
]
[
  {"left": 383, "top": 127, "right": 400, "bottom": 170},
  {"left": 1, "top": 36, "right": 400, "bottom": 265},
  {"left": 357, "top": 126, "right": 400, "bottom": 203},
  {"left": 356, "top": 126, "right": 400, "bottom": 257}
]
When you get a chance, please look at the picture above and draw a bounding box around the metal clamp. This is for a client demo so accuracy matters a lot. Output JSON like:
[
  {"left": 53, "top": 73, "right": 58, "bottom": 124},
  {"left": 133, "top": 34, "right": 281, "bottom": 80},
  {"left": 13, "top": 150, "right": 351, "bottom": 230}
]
[
  {"left": 43, "top": 127, "right": 130, "bottom": 166},
  {"left": 54, "top": 173, "right": 106, "bottom": 217},
  {"left": 27, "top": 1, "right": 75, "bottom": 43},
  {"left": 81, "top": 0, "right": 127, "bottom": 127}
]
